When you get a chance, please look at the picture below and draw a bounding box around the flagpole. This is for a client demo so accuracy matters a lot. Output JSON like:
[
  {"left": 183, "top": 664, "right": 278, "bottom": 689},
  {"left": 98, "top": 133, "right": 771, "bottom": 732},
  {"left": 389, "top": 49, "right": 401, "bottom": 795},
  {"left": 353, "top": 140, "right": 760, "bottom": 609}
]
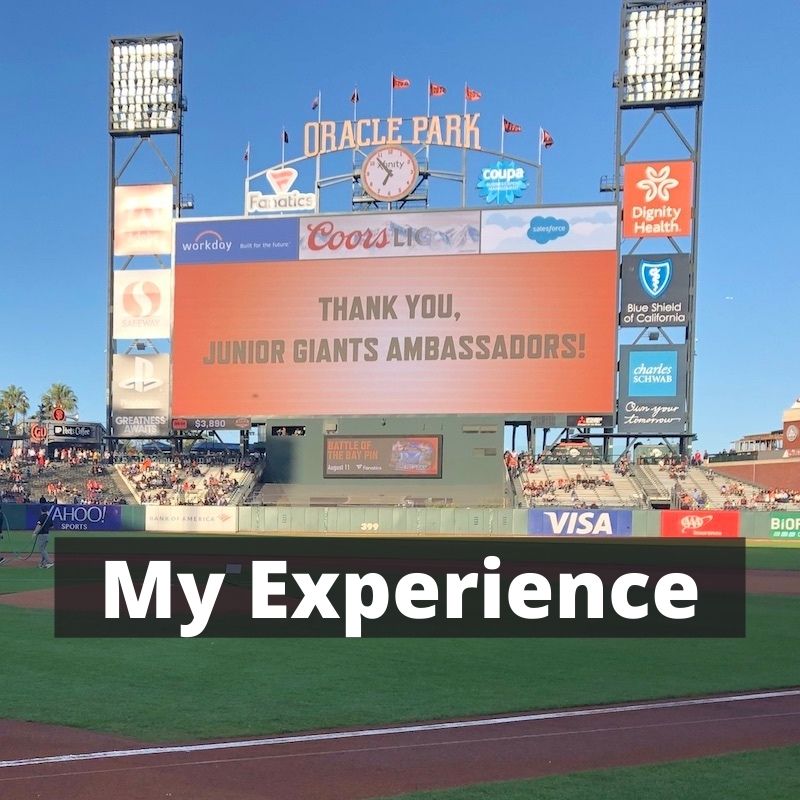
[
  {"left": 426, "top": 78, "right": 431, "bottom": 118},
  {"left": 315, "top": 92, "right": 322, "bottom": 211},
  {"left": 537, "top": 127, "right": 543, "bottom": 203},
  {"left": 538, "top": 127, "right": 543, "bottom": 167},
  {"left": 352, "top": 86, "right": 358, "bottom": 176},
  {"left": 243, "top": 142, "right": 250, "bottom": 215},
  {"left": 281, "top": 127, "right": 285, "bottom": 168},
  {"left": 500, "top": 115, "right": 505, "bottom": 155},
  {"left": 461, "top": 83, "right": 467, "bottom": 207},
  {"left": 389, "top": 72, "right": 394, "bottom": 119}
]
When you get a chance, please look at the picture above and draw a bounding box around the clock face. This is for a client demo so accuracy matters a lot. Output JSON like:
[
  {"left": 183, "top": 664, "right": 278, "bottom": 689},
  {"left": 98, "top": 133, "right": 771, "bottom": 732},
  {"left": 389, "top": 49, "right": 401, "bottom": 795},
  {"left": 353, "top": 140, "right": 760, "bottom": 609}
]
[{"left": 361, "top": 145, "right": 418, "bottom": 202}]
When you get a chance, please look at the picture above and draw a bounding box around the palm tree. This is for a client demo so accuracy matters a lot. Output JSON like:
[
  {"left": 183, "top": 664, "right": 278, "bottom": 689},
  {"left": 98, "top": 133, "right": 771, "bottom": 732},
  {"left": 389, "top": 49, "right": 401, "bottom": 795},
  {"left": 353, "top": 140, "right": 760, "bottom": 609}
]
[
  {"left": 0, "top": 385, "right": 30, "bottom": 427},
  {"left": 41, "top": 383, "right": 78, "bottom": 416}
]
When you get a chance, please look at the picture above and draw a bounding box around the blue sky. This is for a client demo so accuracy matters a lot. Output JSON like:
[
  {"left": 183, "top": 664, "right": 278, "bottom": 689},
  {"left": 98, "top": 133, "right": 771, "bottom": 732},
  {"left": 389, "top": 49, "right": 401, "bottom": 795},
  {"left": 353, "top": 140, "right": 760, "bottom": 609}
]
[{"left": 1, "top": 0, "right": 796, "bottom": 453}]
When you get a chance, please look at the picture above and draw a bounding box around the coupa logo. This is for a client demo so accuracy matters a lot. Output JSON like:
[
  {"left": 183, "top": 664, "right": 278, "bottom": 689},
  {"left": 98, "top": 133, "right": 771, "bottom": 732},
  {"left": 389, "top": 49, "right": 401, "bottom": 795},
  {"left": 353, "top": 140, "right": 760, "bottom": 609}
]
[
  {"left": 638, "top": 258, "right": 672, "bottom": 299},
  {"left": 476, "top": 160, "right": 528, "bottom": 205},
  {"left": 628, "top": 350, "right": 678, "bottom": 397},
  {"left": 181, "top": 229, "right": 232, "bottom": 253},
  {"left": 527, "top": 216, "right": 569, "bottom": 244},
  {"left": 122, "top": 279, "right": 161, "bottom": 317}
]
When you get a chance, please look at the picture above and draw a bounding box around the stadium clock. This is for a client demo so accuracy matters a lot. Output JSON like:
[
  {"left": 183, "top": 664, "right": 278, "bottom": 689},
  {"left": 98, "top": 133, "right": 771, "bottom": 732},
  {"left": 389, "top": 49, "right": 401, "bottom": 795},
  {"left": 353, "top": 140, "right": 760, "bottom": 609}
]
[{"left": 361, "top": 145, "right": 418, "bottom": 202}]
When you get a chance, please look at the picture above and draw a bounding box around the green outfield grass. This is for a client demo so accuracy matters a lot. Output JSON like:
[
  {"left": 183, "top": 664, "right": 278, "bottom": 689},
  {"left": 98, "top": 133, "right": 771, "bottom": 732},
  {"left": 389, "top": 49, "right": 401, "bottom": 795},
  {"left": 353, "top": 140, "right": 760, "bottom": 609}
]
[
  {"left": 0, "top": 592, "right": 797, "bottom": 741},
  {"left": 0, "top": 565, "right": 54, "bottom": 594},
  {"left": 376, "top": 744, "right": 800, "bottom": 800}
]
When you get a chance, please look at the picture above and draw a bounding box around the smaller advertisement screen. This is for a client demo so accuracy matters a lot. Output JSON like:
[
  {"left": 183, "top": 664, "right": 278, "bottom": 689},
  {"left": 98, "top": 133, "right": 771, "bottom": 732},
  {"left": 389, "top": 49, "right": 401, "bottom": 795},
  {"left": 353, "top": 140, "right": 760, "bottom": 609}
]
[{"left": 324, "top": 435, "right": 442, "bottom": 479}]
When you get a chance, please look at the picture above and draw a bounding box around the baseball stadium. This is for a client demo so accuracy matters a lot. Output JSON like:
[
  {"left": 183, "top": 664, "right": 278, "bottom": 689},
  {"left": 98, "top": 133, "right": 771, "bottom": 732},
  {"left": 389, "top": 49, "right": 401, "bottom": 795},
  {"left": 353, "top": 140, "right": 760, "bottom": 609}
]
[{"left": 1, "top": 1, "right": 799, "bottom": 798}]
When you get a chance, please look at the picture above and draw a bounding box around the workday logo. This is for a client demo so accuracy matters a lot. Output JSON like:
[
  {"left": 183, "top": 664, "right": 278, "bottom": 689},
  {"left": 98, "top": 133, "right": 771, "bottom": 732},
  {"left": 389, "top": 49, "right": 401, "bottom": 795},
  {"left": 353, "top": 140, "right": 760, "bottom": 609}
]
[
  {"left": 628, "top": 350, "right": 678, "bottom": 397},
  {"left": 182, "top": 229, "right": 233, "bottom": 254},
  {"left": 638, "top": 258, "right": 672, "bottom": 299}
]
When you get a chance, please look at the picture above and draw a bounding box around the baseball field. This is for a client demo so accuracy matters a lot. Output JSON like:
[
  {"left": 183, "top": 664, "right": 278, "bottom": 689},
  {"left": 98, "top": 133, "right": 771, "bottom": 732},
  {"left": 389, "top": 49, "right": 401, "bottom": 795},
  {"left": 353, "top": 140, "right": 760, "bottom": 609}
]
[{"left": 0, "top": 537, "right": 798, "bottom": 798}]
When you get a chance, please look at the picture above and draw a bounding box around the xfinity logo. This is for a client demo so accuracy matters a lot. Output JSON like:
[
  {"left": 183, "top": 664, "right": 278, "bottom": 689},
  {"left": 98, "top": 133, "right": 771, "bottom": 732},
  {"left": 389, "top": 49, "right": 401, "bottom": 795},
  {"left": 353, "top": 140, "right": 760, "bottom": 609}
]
[{"left": 181, "top": 230, "right": 233, "bottom": 253}]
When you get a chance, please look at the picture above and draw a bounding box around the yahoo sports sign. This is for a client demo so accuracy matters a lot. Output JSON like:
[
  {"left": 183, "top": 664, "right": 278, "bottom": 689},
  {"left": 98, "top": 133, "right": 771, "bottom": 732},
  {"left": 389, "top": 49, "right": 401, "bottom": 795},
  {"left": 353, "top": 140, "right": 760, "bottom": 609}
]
[{"left": 26, "top": 504, "right": 123, "bottom": 532}]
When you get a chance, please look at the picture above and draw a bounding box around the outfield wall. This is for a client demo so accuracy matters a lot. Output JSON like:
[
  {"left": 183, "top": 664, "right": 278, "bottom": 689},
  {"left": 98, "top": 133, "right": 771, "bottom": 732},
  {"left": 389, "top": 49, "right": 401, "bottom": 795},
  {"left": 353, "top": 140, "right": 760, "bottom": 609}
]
[{"left": 4, "top": 504, "right": 800, "bottom": 539}]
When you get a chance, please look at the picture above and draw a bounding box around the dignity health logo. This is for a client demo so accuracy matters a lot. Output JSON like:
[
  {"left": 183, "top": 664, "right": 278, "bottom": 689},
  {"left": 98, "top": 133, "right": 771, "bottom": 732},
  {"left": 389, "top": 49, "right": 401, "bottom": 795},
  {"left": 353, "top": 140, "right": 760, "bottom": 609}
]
[
  {"left": 636, "top": 166, "right": 679, "bottom": 202},
  {"left": 623, "top": 160, "right": 693, "bottom": 239},
  {"left": 628, "top": 350, "right": 678, "bottom": 397}
]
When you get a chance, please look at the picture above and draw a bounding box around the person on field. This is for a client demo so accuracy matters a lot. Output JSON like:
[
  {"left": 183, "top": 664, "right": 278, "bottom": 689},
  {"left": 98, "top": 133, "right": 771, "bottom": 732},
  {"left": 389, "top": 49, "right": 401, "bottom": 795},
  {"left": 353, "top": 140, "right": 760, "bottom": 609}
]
[{"left": 32, "top": 507, "right": 55, "bottom": 569}]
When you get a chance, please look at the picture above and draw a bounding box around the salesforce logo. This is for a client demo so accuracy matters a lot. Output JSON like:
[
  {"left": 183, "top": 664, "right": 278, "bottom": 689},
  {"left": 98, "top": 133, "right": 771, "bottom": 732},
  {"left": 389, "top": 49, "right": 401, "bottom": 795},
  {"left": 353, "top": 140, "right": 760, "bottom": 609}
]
[{"left": 527, "top": 216, "right": 569, "bottom": 244}]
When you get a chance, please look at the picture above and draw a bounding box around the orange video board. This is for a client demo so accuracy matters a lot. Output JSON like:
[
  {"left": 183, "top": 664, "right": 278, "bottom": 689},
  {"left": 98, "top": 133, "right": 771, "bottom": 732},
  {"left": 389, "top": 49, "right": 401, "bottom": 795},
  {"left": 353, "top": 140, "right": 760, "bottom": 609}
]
[
  {"left": 171, "top": 251, "right": 617, "bottom": 417},
  {"left": 623, "top": 160, "right": 694, "bottom": 239}
]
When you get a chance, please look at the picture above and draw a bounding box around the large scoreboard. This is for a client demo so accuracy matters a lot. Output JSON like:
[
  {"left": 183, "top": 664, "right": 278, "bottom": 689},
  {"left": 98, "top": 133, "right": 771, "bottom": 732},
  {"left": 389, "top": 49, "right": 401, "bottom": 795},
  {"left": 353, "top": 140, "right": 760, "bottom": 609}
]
[{"left": 170, "top": 205, "right": 618, "bottom": 419}]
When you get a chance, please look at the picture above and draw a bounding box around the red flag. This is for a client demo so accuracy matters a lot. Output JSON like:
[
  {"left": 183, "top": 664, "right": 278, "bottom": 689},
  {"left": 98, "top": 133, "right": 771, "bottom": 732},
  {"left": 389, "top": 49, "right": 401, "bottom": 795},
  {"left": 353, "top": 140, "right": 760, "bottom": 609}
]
[
  {"left": 503, "top": 118, "right": 522, "bottom": 133},
  {"left": 465, "top": 85, "right": 481, "bottom": 102},
  {"left": 392, "top": 74, "right": 411, "bottom": 89},
  {"left": 541, "top": 128, "right": 554, "bottom": 149},
  {"left": 429, "top": 81, "right": 446, "bottom": 97},
  {"left": 350, "top": 88, "right": 359, "bottom": 103}
]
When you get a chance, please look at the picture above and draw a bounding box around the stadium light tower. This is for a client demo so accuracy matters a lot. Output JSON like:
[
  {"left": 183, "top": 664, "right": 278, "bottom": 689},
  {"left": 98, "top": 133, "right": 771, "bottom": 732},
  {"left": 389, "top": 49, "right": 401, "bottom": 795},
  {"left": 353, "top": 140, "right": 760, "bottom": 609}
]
[
  {"left": 610, "top": 1, "right": 707, "bottom": 457},
  {"left": 106, "top": 34, "right": 185, "bottom": 452}
]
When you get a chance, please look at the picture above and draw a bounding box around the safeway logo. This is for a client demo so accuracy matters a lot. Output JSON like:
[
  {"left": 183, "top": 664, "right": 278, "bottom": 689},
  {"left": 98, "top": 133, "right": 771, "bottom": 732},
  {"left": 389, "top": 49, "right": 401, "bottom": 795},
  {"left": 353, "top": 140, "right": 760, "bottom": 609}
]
[
  {"left": 266, "top": 167, "right": 298, "bottom": 194},
  {"left": 660, "top": 510, "right": 740, "bottom": 538},
  {"left": 122, "top": 280, "right": 161, "bottom": 317}
]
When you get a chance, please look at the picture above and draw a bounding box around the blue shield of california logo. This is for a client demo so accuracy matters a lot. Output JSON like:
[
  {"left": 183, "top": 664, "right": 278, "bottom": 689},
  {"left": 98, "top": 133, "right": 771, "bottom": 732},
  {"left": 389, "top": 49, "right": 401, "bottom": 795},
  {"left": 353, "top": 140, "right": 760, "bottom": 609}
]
[{"left": 638, "top": 258, "right": 672, "bottom": 299}]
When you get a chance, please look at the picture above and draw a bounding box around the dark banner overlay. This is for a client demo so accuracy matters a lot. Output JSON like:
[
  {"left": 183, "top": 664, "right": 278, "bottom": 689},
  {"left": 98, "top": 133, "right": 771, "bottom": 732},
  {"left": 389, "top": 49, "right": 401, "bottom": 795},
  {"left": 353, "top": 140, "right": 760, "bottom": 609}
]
[
  {"left": 55, "top": 537, "right": 745, "bottom": 638},
  {"left": 324, "top": 435, "right": 443, "bottom": 478}
]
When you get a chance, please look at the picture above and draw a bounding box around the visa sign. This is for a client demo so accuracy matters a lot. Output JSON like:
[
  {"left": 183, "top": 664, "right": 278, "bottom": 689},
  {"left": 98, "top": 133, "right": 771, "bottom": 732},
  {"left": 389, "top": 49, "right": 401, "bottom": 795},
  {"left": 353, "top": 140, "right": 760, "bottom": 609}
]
[{"left": 528, "top": 509, "right": 633, "bottom": 536}]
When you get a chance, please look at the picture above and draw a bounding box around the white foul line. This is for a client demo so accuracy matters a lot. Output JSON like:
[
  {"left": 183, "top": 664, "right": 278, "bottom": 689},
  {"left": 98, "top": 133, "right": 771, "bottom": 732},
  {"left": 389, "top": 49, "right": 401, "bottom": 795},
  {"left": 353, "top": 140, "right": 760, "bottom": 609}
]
[{"left": 2, "top": 688, "right": 799, "bottom": 770}]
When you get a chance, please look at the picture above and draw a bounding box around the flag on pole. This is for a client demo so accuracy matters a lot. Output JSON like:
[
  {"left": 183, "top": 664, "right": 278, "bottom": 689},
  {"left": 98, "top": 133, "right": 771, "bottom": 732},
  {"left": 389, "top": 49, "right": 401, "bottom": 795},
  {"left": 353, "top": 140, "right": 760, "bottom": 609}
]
[
  {"left": 429, "top": 81, "right": 446, "bottom": 96},
  {"left": 503, "top": 118, "right": 522, "bottom": 133},
  {"left": 465, "top": 85, "right": 481, "bottom": 102},
  {"left": 350, "top": 88, "right": 360, "bottom": 103},
  {"left": 282, "top": 129, "right": 289, "bottom": 144},
  {"left": 392, "top": 74, "right": 411, "bottom": 89},
  {"left": 243, "top": 142, "right": 250, "bottom": 162},
  {"left": 311, "top": 94, "right": 320, "bottom": 110},
  {"left": 541, "top": 128, "right": 554, "bottom": 148}
]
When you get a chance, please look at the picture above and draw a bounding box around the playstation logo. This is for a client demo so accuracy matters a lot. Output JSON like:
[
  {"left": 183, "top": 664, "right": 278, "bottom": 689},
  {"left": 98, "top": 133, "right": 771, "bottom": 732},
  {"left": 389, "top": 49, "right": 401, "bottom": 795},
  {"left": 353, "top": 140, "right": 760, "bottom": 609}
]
[
  {"left": 639, "top": 258, "right": 672, "bottom": 299},
  {"left": 119, "top": 356, "right": 163, "bottom": 393}
]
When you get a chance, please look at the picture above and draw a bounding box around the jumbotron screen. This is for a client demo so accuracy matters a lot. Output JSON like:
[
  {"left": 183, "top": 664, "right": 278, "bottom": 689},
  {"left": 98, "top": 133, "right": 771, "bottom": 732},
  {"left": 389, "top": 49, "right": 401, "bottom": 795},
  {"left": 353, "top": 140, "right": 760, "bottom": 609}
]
[{"left": 171, "top": 207, "right": 617, "bottom": 417}]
